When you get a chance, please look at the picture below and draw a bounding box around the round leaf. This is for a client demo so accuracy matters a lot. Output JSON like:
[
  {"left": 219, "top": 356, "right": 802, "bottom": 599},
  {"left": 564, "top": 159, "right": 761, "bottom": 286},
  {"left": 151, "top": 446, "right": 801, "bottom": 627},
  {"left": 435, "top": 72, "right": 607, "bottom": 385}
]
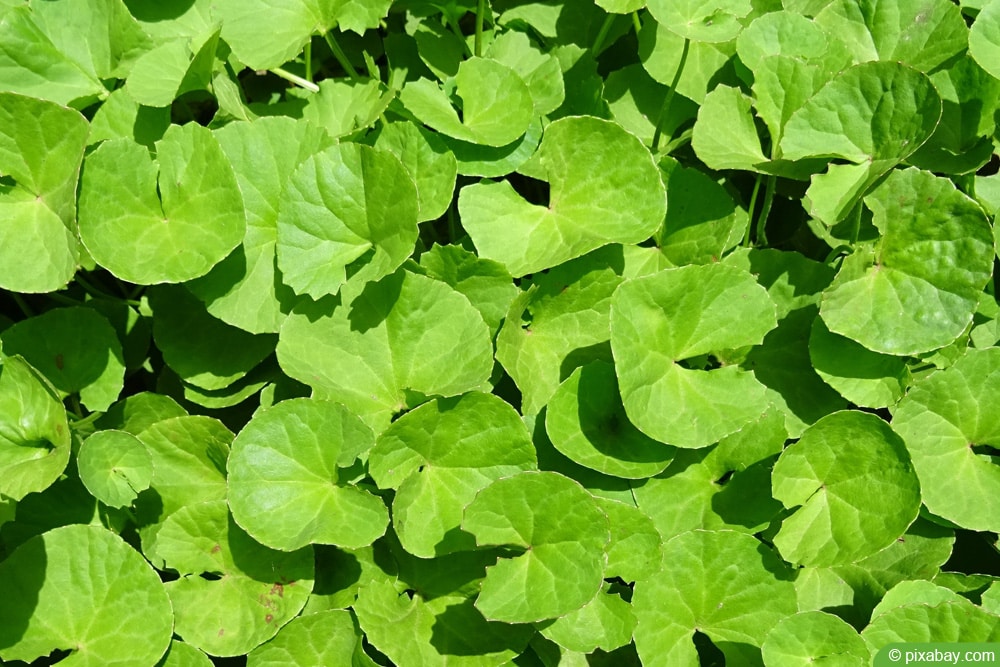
[
  {"left": 772, "top": 411, "right": 920, "bottom": 567},
  {"left": 0, "top": 93, "right": 87, "bottom": 293},
  {"left": 277, "top": 269, "right": 494, "bottom": 433},
  {"left": 78, "top": 429, "right": 153, "bottom": 508},
  {"left": 0, "top": 356, "right": 71, "bottom": 501},
  {"left": 819, "top": 168, "right": 994, "bottom": 355},
  {"left": 373, "top": 121, "right": 457, "bottom": 223},
  {"left": 862, "top": 599, "right": 1000, "bottom": 648},
  {"left": 1, "top": 306, "right": 125, "bottom": 412},
  {"left": 646, "top": 0, "right": 753, "bottom": 42},
  {"left": 79, "top": 122, "right": 246, "bottom": 284},
  {"left": 892, "top": 347, "right": 1000, "bottom": 532},
  {"left": 761, "top": 611, "right": 870, "bottom": 667},
  {"left": 0, "top": 525, "right": 173, "bottom": 666},
  {"left": 539, "top": 586, "right": 637, "bottom": 653},
  {"left": 229, "top": 398, "right": 387, "bottom": 551},
  {"left": 151, "top": 500, "right": 314, "bottom": 657},
  {"left": 970, "top": 0, "right": 1000, "bottom": 80},
  {"left": 546, "top": 361, "right": 675, "bottom": 478},
  {"left": 247, "top": 609, "right": 368, "bottom": 667},
  {"left": 610, "top": 264, "right": 778, "bottom": 447},
  {"left": 369, "top": 392, "right": 536, "bottom": 557},
  {"left": 633, "top": 530, "right": 798, "bottom": 667},
  {"left": 462, "top": 471, "right": 611, "bottom": 623},
  {"left": 460, "top": 116, "right": 666, "bottom": 277},
  {"left": 276, "top": 142, "right": 419, "bottom": 299}
]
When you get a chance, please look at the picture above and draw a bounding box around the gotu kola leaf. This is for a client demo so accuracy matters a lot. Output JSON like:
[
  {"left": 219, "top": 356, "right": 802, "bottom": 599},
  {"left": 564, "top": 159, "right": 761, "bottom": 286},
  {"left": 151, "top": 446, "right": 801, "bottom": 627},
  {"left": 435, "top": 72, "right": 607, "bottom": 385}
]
[
  {"left": 276, "top": 142, "right": 419, "bottom": 299},
  {"left": 459, "top": 116, "right": 666, "bottom": 277},
  {"left": 228, "top": 398, "right": 388, "bottom": 552},
  {"left": 819, "top": 168, "right": 994, "bottom": 356},
  {"left": 78, "top": 122, "right": 246, "bottom": 284},
  {"left": 970, "top": 0, "right": 1000, "bottom": 81},
  {"left": 610, "top": 263, "right": 778, "bottom": 448},
  {"left": 277, "top": 268, "right": 494, "bottom": 433},
  {"left": 368, "top": 391, "right": 536, "bottom": 557},
  {"left": 0, "top": 92, "right": 88, "bottom": 293},
  {"left": 0, "top": 525, "right": 173, "bottom": 666},
  {"left": 462, "top": 470, "right": 610, "bottom": 623},
  {"left": 77, "top": 429, "right": 153, "bottom": 509}
]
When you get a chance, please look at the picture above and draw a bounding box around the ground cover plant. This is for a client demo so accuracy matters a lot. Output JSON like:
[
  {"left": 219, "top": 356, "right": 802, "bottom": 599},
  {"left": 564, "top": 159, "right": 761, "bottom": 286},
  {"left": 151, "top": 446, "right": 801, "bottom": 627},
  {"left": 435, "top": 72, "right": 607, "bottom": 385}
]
[{"left": 2, "top": 0, "right": 1000, "bottom": 664}]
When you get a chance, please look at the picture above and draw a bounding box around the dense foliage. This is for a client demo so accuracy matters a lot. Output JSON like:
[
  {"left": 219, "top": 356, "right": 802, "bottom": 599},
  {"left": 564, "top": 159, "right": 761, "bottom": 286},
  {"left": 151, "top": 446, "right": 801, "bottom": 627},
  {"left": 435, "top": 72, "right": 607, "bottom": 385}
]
[{"left": 1, "top": 0, "right": 1000, "bottom": 665}]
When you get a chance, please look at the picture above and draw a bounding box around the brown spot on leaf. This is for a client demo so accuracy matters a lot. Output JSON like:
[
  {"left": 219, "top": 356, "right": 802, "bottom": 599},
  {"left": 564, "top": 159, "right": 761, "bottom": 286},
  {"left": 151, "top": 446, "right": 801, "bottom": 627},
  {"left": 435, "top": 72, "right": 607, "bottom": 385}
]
[
  {"left": 265, "top": 614, "right": 274, "bottom": 624},
  {"left": 270, "top": 583, "right": 284, "bottom": 597},
  {"left": 211, "top": 544, "right": 221, "bottom": 554}
]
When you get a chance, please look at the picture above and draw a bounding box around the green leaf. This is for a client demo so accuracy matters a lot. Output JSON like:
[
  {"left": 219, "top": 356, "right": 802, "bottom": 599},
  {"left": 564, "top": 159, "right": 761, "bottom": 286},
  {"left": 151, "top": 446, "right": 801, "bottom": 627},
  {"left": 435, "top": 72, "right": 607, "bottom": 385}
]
[
  {"left": 275, "top": 142, "right": 419, "bottom": 299},
  {"left": 300, "top": 79, "right": 389, "bottom": 139},
  {"left": 0, "top": 307, "right": 125, "bottom": 412},
  {"left": 809, "top": 317, "right": 910, "bottom": 409},
  {"left": 125, "top": 29, "right": 221, "bottom": 107},
  {"left": 213, "top": 0, "right": 394, "bottom": 69},
  {"left": 369, "top": 392, "right": 536, "bottom": 557},
  {"left": 442, "top": 117, "right": 543, "bottom": 177},
  {"left": 633, "top": 530, "right": 798, "bottom": 667},
  {"left": 150, "top": 500, "right": 314, "bottom": 657},
  {"left": 94, "top": 391, "right": 188, "bottom": 435},
  {"left": 819, "top": 168, "right": 994, "bottom": 355},
  {"left": 646, "top": 0, "right": 753, "bottom": 42},
  {"left": 148, "top": 284, "right": 276, "bottom": 391},
  {"left": 761, "top": 611, "right": 870, "bottom": 667},
  {"left": 815, "top": 0, "right": 969, "bottom": 72},
  {"left": 892, "top": 348, "right": 1000, "bottom": 532},
  {"left": 158, "top": 640, "right": 214, "bottom": 667},
  {"left": 539, "top": 584, "right": 637, "bottom": 653},
  {"left": 460, "top": 116, "right": 666, "bottom": 277},
  {"left": 416, "top": 244, "right": 518, "bottom": 334},
  {"left": 610, "top": 264, "right": 778, "bottom": 447},
  {"left": 78, "top": 123, "right": 246, "bottom": 284},
  {"left": 0, "top": 525, "right": 173, "bottom": 666},
  {"left": 247, "top": 609, "right": 369, "bottom": 667},
  {"left": 0, "top": 93, "right": 88, "bottom": 293},
  {"left": 78, "top": 430, "right": 153, "bottom": 508},
  {"left": 638, "top": 20, "right": 738, "bottom": 104},
  {"left": 277, "top": 269, "right": 494, "bottom": 433},
  {"left": 354, "top": 579, "right": 534, "bottom": 666},
  {"left": 0, "top": 356, "right": 71, "bottom": 501},
  {"left": 400, "top": 57, "right": 534, "bottom": 147},
  {"left": 735, "top": 11, "right": 830, "bottom": 73},
  {"left": 604, "top": 64, "right": 699, "bottom": 148},
  {"left": 187, "top": 116, "right": 333, "bottom": 334},
  {"left": 373, "top": 121, "right": 457, "bottom": 223},
  {"left": 228, "top": 397, "right": 387, "bottom": 551},
  {"left": 596, "top": 497, "right": 663, "bottom": 583},
  {"left": 462, "top": 471, "right": 611, "bottom": 623},
  {"left": 691, "top": 85, "right": 767, "bottom": 172},
  {"left": 970, "top": 0, "right": 1000, "bottom": 80},
  {"left": 862, "top": 599, "right": 1000, "bottom": 648},
  {"left": 771, "top": 410, "right": 921, "bottom": 567},
  {"left": 546, "top": 360, "right": 675, "bottom": 478},
  {"left": 486, "top": 30, "right": 566, "bottom": 117},
  {"left": 87, "top": 87, "right": 171, "bottom": 148}
]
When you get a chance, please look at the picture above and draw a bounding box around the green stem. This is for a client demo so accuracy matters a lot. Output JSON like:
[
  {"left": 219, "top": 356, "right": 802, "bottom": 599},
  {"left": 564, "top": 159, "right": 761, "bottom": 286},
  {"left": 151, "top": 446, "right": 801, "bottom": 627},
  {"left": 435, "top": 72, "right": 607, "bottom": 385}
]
[
  {"left": 743, "top": 175, "right": 763, "bottom": 248},
  {"left": 69, "top": 395, "right": 84, "bottom": 420},
  {"left": 475, "top": 0, "right": 487, "bottom": 57},
  {"left": 271, "top": 67, "right": 320, "bottom": 93},
  {"left": 591, "top": 13, "right": 616, "bottom": 55},
  {"left": 632, "top": 11, "right": 642, "bottom": 34},
  {"left": 651, "top": 37, "right": 689, "bottom": 152},
  {"left": 75, "top": 274, "right": 115, "bottom": 301},
  {"left": 755, "top": 174, "right": 776, "bottom": 247},
  {"left": 11, "top": 292, "right": 33, "bottom": 318},
  {"left": 305, "top": 41, "right": 313, "bottom": 82},
  {"left": 323, "top": 31, "right": 362, "bottom": 81},
  {"left": 848, "top": 202, "right": 863, "bottom": 246},
  {"left": 447, "top": 15, "right": 474, "bottom": 57},
  {"left": 48, "top": 292, "right": 84, "bottom": 307}
]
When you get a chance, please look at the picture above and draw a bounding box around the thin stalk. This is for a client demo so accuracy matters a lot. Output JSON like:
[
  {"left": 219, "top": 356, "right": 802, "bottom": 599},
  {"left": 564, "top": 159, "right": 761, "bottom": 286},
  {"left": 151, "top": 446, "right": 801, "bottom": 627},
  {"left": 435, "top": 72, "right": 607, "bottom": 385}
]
[
  {"left": 848, "top": 202, "right": 863, "bottom": 246},
  {"left": 447, "top": 15, "right": 474, "bottom": 57},
  {"left": 651, "top": 37, "right": 689, "bottom": 152},
  {"left": 755, "top": 174, "right": 776, "bottom": 247},
  {"left": 270, "top": 67, "right": 319, "bottom": 92},
  {"left": 447, "top": 201, "right": 459, "bottom": 243},
  {"left": 69, "top": 395, "right": 84, "bottom": 420},
  {"left": 11, "top": 293, "right": 33, "bottom": 318},
  {"left": 591, "top": 13, "right": 616, "bottom": 55},
  {"left": 475, "top": 0, "right": 487, "bottom": 57},
  {"left": 47, "top": 292, "right": 84, "bottom": 307},
  {"left": 743, "top": 175, "right": 763, "bottom": 247},
  {"left": 632, "top": 11, "right": 642, "bottom": 34},
  {"left": 323, "top": 31, "right": 362, "bottom": 81},
  {"left": 305, "top": 41, "right": 313, "bottom": 82}
]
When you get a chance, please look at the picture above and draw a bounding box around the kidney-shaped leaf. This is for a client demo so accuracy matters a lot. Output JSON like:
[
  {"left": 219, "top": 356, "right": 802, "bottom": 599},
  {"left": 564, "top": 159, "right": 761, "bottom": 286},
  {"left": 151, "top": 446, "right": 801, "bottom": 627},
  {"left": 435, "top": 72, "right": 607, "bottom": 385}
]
[
  {"left": 633, "top": 530, "right": 798, "bottom": 667},
  {"left": 0, "top": 356, "right": 71, "bottom": 501},
  {"left": 761, "top": 611, "right": 870, "bottom": 667},
  {"left": 0, "top": 525, "right": 173, "bottom": 666},
  {"left": 369, "top": 392, "right": 536, "bottom": 557},
  {"left": 820, "top": 168, "right": 994, "bottom": 356},
  {"left": 772, "top": 410, "right": 921, "bottom": 567},
  {"left": 276, "top": 142, "right": 419, "bottom": 299},
  {"left": 79, "top": 122, "right": 246, "bottom": 284},
  {"left": 228, "top": 398, "right": 388, "bottom": 551},
  {"left": 970, "top": 0, "right": 1000, "bottom": 80},
  {"left": 892, "top": 348, "right": 1000, "bottom": 532},
  {"left": 247, "top": 609, "right": 369, "bottom": 667},
  {"left": 646, "top": 0, "right": 753, "bottom": 42},
  {"left": 150, "top": 500, "right": 314, "bottom": 657},
  {"left": 611, "top": 264, "right": 777, "bottom": 447},
  {"left": 460, "top": 116, "right": 666, "bottom": 277},
  {"left": 277, "top": 269, "right": 494, "bottom": 433},
  {"left": 78, "top": 429, "right": 153, "bottom": 509},
  {"left": 462, "top": 471, "right": 610, "bottom": 623},
  {"left": 0, "top": 93, "right": 88, "bottom": 293}
]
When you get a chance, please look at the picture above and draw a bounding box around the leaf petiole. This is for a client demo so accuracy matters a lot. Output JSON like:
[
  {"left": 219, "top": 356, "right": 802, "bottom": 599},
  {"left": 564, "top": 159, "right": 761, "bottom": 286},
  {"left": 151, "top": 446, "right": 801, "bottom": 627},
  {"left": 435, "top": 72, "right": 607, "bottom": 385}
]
[
  {"left": 475, "top": 0, "right": 488, "bottom": 57},
  {"left": 651, "top": 37, "right": 689, "bottom": 152},
  {"left": 323, "top": 31, "right": 362, "bottom": 81}
]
